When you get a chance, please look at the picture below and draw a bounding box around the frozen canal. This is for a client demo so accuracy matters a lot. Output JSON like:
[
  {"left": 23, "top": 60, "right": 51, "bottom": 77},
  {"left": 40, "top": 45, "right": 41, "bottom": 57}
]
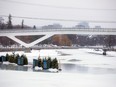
[
  {"left": 1, "top": 49, "right": 116, "bottom": 74},
  {"left": 0, "top": 62, "right": 116, "bottom": 74},
  {"left": 0, "top": 49, "right": 116, "bottom": 87}
]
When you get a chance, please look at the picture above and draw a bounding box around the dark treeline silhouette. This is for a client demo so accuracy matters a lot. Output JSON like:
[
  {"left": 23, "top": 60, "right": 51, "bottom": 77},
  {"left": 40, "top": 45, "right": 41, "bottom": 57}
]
[
  {"left": 0, "top": 14, "right": 32, "bottom": 29},
  {"left": 39, "top": 35, "right": 116, "bottom": 47}
]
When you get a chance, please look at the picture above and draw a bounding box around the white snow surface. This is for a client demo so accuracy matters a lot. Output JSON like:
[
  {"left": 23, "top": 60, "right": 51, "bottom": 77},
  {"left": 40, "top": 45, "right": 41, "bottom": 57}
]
[
  {"left": 0, "top": 49, "right": 116, "bottom": 87},
  {"left": 0, "top": 70, "right": 116, "bottom": 87},
  {"left": 58, "top": 49, "right": 116, "bottom": 69}
]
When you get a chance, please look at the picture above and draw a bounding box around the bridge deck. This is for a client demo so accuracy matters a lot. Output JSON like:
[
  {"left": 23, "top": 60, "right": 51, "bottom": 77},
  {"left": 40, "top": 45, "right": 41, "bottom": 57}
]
[{"left": 0, "top": 28, "right": 116, "bottom": 36}]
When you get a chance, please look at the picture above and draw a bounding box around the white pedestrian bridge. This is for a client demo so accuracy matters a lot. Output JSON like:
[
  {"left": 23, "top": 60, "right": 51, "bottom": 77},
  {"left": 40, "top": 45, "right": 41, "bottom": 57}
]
[{"left": 0, "top": 28, "right": 116, "bottom": 47}]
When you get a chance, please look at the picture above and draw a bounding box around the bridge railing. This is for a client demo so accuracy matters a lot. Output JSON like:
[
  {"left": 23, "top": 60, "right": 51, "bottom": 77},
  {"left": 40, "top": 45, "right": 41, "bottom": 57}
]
[{"left": 0, "top": 28, "right": 116, "bottom": 33}]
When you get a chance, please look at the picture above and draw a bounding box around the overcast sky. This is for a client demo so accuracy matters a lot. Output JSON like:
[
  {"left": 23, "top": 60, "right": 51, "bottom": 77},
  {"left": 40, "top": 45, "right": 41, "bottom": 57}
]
[{"left": 0, "top": 0, "right": 116, "bottom": 28}]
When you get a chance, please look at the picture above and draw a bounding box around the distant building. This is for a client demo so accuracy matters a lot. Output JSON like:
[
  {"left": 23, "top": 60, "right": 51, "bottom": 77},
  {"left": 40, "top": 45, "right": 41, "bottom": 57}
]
[
  {"left": 75, "top": 22, "right": 90, "bottom": 28},
  {"left": 95, "top": 26, "right": 101, "bottom": 28},
  {"left": 42, "top": 23, "right": 62, "bottom": 29}
]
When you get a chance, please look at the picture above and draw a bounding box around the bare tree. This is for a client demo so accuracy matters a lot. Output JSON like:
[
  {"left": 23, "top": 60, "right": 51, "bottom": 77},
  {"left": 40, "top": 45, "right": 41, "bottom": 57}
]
[{"left": 105, "top": 35, "right": 115, "bottom": 49}]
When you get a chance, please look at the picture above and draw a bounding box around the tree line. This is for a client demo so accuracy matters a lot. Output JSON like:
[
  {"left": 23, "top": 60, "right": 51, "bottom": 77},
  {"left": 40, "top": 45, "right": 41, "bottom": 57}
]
[{"left": 0, "top": 14, "right": 36, "bottom": 29}]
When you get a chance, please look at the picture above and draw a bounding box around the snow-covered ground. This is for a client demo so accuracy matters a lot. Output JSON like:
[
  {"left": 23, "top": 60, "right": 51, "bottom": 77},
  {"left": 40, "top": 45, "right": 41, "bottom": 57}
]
[
  {"left": 0, "top": 49, "right": 116, "bottom": 87},
  {"left": 0, "top": 70, "right": 116, "bottom": 87},
  {"left": 58, "top": 49, "right": 116, "bottom": 69}
]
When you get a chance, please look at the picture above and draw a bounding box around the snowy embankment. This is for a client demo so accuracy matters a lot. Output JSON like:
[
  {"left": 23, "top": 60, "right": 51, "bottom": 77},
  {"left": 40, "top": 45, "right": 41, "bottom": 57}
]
[{"left": 0, "top": 70, "right": 116, "bottom": 87}]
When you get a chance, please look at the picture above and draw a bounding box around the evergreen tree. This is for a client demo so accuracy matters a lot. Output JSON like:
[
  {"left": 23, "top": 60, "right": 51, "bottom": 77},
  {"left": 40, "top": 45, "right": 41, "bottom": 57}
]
[
  {"left": 21, "top": 20, "right": 24, "bottom": 29},
  {"left": 42, "top": 59, "right": 44, "bottom": 69},
  {"left": 47, "top": 57, "right": 52, "bottom": 69},
  {"left": 8, "top": 55, "right": 15, "bottom": 63},
  {"left": 15, "top": 54, "right": 20, "bottom": 64},
  {"left": 6, "top": 53, "right": 9, "bottom": 61},
  {"left": 7, "top": 14, "right": 13, "bottom": 29},
  {"left": 52, "top": 59, "right": 55, "bottom": 69},
  {"left": 13, "top": 54, "right": 16, "bottom": 63},
  {"left": 38, "top": 58, "right": 42, "bottom": 67},
  {"left": 33, "top": 25, "right": 36, "bottom": 29},
  {"left": 22, "top": 55, "right": 28, "bottom": 65},
  {"left": 52, "top": 58, "right": 58, "bottom": 69}
]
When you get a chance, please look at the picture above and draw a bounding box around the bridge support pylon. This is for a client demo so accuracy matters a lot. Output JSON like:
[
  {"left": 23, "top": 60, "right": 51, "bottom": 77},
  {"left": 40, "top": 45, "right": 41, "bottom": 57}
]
[{"left": 7, "top": 34, "right": 54, "bottom": 47}]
